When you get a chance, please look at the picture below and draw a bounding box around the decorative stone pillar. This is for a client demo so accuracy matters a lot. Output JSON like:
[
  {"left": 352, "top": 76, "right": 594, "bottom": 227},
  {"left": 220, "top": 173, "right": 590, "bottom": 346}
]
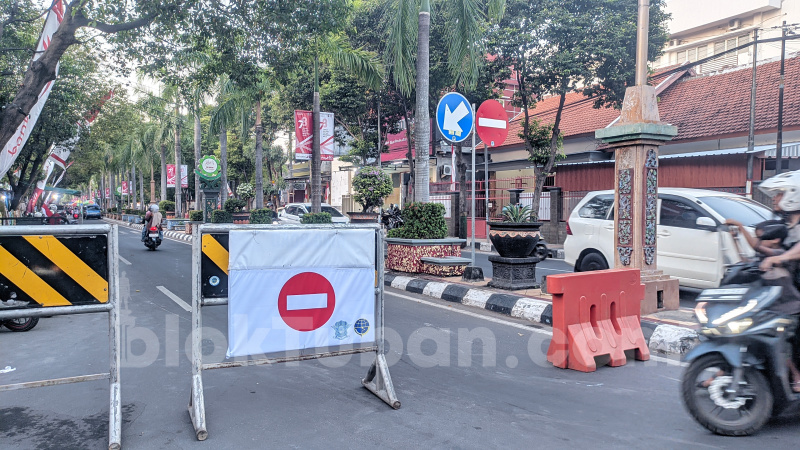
[{"left": 595, "top": 85, "right": 680, "bottom": 315}]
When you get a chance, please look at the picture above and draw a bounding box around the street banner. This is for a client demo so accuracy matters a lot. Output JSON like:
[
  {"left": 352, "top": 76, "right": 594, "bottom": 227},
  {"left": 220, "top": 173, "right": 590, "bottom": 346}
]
[
  {"left": 294, "top": 110, "right": 312, "bottom": 160},
  {"left": 167, "top": 164, "right": 176, "bottom": 188},
  {"left": 0, "top": 0, "right": 64, "bottom": 180},
  {"left": 181, "top": 164, "right": 188, "bottom": 188},
  {"left": 48, "top": 139, "right": 72, "bottom": 170},
  {"left": 121, "top": 181, "right": 129, "bottom": 196},
  {"left": 26, "top": 181, "right": 46, "bottom": 214},
  {"left": 227, "top": 228, "right": 376, "bottom": 357},
  {"left": 105, "top": 187, "right": 110, "bottom": 199},
  {"left": 320, "top": 112, "right": 334, "bottom": 161}
]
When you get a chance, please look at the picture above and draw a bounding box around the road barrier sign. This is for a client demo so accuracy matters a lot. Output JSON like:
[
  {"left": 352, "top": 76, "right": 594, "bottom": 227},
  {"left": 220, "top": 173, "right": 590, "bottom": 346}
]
[
  {"left": 0, "top": 224, "right": 122, "bottom": 449},
  {"left": 546, "top": 268, "right": 650, "bottom": 372},
  {"left": 475, "top": 99, "right": 509, "bottom": 147},
  {"left": 188, "top": 223, "right": 400, "bottom": 441}
]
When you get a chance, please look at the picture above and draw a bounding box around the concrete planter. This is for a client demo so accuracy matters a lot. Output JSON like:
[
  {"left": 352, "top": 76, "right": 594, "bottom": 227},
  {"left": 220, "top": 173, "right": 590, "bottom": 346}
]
[
  {"left": 347, "top": 211, "right": 379, "bottom": 224},
  {"left": 385, "top": 238, "right": 466, "bottom": 274},
  {"left": 488, "top": 222, "right": 542, "bottom": 258},
  {"left": 231, "top": 212, "right": 250, "bottom": 224}
]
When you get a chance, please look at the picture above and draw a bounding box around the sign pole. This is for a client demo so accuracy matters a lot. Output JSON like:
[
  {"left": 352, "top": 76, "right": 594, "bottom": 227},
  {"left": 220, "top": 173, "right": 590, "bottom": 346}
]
[
  {"left": 485, "top": 143, "right": 489, "bottom": 240},
  {"left": 471, "top": 103, "right": 476, "bottom": 269}
]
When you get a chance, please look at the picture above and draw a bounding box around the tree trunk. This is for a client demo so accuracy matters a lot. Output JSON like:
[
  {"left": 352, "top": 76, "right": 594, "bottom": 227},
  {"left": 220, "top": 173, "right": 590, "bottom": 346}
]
[
  {"left": 149, "top": 159, "right": 156, "bottom": 203},
  {"left": 402, "top": 113, "right": 415, "bottom": 205},
  {"left": 414, "top": 3, "right": 431, "bottom": 203},
  {"left": 220, "top": 122, "right": 228, "bottom": 205},
  {"left": 531, "top": 91, "right": 567, "bottom": 216},
  {"left": 139, "top": 170, "right": 144, "bottom": 210},
  {"left": 131, "top": 163, "right": 137, "bottom": 209},
  {"left": 311, "top": 87, "right": 322, "bottom": 213},
  {"left": 194, "top": 111, "right": 202, "bottom": 210},
  {"left": 159, "top": 144, "right": 167, "bottom": 201},
  {"left": 255, "top": 98, "right": 264, "bottom": 209},
  {"left": 174, "top": 104, "right": 182, "bottom": 218}
]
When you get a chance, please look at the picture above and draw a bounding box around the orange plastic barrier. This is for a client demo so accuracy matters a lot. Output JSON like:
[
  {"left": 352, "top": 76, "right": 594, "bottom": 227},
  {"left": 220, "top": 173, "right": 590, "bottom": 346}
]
[{"left": 546, "top": 268, "right": 650, "bottom": 372}]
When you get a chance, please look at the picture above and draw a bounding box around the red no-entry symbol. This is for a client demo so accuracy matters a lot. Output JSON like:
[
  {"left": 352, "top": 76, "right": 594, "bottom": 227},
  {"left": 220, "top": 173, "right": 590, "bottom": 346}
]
[
  {"left": 475, "top": 99, "right": 509, "bottom": 147},
  {"left": 278, "top": 272, "right": 336, "bottom": 331}
]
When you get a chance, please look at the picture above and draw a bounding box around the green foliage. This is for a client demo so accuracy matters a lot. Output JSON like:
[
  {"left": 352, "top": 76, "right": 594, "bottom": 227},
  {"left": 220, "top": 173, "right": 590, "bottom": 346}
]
[
  {"left": 210, "top": 209, "right": 233, "bottom": 223},
  {"left": 386, "top": 202, "right": 447, "bottom": 239},
  {"left": 301, "top": 212, "right": 332, "bottom": 224},
  {"left": 159, "top": 200, "right": 176, "bottom": 212},
  {"left": 522, "top": 118, "right": 566, "bottom": 167},
  {"left": 189, "top": 210, "right": 204, "bottom": 221},
  {"left": 249, "top": 208, "right": 276, "bottom": 224},
  {"left": 236, "top": 182, "right": 255, "bottom": 200},
  {"left": 352, "top": 167, "right": 393, "bottom": 212},
  {"left": 224, "top": 198, "right": 246, "bottom": 212},
  {"left": 502, "top": 204, "right": 537, "bottom": 223}
]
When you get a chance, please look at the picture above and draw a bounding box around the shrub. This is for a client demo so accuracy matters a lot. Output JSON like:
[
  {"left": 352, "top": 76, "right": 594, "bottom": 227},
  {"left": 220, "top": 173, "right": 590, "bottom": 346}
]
[
  {"left": 301, "top": 212, "right": 332, "bottom": 224},
  {"left": 352, "top": 167, "right": 393, "bottom": 212},
  {"left": 159, "top": 200, "right": 175, "bottom": 212},
  {"left": 250, "top": 208, "right": 276, "bottom": 224},
  {"left": 224, "top": 198, "right": 247, "bottom": 213},
  {"left": 236, "top": 182, "right": 255, "bottom": 201},
  {"left": 501, "top": 204, "right": 537, "bottom": 222},
  {"left": 210, "top": 209, "right": 233, "bottom": 223},
  {"left": 386, "top": 202, "right": 447, "bottom": 239},
  {"left": 189, "top": 210, "right": 204, "bottom": 222}
]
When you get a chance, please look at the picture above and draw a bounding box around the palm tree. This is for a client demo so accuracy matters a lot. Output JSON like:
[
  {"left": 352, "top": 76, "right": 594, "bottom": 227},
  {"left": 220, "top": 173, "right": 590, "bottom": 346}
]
[
  {"left": 386, "top": 0, "right": 505, "bottom": 202},
  {"left": 308, "top": 34, "right": 384, "bottom": 213}
]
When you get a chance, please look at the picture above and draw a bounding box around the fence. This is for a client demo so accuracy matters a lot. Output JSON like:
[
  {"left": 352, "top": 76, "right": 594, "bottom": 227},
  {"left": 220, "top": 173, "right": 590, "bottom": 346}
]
[{"left": 0, "top": 224, "right": 121, "bottom": 449}]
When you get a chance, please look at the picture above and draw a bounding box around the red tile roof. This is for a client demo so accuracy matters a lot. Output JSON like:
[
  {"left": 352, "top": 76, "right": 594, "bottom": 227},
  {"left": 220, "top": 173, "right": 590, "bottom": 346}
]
[{"left": 484, "top": 57, "right": 800, "bottom": 150}]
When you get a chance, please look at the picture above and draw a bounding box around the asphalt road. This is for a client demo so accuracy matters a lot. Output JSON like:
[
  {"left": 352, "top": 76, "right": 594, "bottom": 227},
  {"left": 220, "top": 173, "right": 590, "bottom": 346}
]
[{"left": 2, "top": 224, "right": 798, "bottom": 448}]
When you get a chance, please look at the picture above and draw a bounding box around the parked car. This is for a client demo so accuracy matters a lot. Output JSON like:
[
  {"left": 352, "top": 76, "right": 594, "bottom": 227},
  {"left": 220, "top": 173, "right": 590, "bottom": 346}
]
[
  {"left": 277, "top": 203, "right": 350, "bottom": 224},
  {"left": 84, "top": 204, "right": 102, "bottom": 219},
  {"left": 564, "top": 188, "right": 778, "bottom": 289}
]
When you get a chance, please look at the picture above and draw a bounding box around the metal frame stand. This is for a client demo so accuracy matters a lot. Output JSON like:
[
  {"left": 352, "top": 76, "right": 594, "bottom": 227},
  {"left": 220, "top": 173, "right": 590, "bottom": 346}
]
[
  {"left": 0, "top": 224, "right": 121, "bottom": 450},
  {"left": 187, "top": 223, "right": 400, "bottom": 441}
]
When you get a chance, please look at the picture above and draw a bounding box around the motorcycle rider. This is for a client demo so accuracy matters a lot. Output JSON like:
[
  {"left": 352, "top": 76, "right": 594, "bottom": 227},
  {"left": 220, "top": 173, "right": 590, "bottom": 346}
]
[
  {"left": 750, "top": 170, "right": 800, "bottom": 392},
  {"left": 141, "top": 204, "right": 164, "bottom": 242}
]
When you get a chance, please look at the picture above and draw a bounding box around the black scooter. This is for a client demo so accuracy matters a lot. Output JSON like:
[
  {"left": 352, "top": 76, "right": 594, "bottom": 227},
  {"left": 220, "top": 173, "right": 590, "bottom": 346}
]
[
  {"left": 143, "top": 225, "right": 162, "bottom": 251},
  {"left": 681, "top": 224, "right": 800, "bottom": 436}
]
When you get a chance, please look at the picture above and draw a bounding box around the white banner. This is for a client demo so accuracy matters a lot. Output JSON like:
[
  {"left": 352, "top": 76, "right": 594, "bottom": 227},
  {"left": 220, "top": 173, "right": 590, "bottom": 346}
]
[
  {"left": 320, "top": 112, "right": 334, "bottom": 161},
  {"left": 227, "top": 228, "right": 376, "bottom": 358},
  {"left": 0, "top": 1, "right": 64, "bottom": 180}
]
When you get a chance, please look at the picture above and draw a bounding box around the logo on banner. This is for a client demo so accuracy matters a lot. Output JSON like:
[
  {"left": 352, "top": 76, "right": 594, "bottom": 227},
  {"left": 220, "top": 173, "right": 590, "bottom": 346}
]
[
  {"left": 354, "top": 318, "right": 370, "bottom": 336},
  {"left": 332, "top": 321, "right": 350, "bottom": 340}
]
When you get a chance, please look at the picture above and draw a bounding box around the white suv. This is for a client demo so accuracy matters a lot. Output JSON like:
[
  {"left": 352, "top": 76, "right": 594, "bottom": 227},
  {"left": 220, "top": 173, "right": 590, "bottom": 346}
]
[{"left": 564, "top": 188, "right": 778, "bottom": 289}]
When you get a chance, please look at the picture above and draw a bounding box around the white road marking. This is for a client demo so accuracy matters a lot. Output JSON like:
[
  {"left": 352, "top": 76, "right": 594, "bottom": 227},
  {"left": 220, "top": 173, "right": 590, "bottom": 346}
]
[
  {"left": 388, "top": 290, "right": 685, "bottom": 367},
  {"left": 118, "top": 255, "right": 131, "bottom": 265},
  {"left": 157, "top": 285, "right": 191, "bottom": 312}
]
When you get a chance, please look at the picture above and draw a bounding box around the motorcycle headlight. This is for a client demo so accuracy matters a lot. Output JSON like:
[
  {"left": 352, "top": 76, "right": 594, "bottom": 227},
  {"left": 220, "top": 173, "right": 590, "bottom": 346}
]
[
  {"left": 694, "top": 302, "right": 708, "bottom": 324},
  {"left": 726, "top": 318, "right": 753, "bottom": 334}
]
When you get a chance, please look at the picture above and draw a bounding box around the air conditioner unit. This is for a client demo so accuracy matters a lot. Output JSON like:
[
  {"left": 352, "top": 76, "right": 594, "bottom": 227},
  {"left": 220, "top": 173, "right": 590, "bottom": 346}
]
[
  {"left": 438, "top": 164, "right": 453, "bottom": 178},
  {"left": 729, "top": 19, "right": 741, "bottom": 30}
]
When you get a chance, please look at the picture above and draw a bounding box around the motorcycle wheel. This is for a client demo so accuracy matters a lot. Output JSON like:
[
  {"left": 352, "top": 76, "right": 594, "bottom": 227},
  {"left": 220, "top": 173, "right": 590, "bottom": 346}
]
[
  {"left": 2, "top": 317, "right": 39, "bottom": 332},
  {"left": 681, "top": 353, "right": 772, "bottom": 436},
  {"left": 533, "top": 243, "right": 548, "bottom": 260}
]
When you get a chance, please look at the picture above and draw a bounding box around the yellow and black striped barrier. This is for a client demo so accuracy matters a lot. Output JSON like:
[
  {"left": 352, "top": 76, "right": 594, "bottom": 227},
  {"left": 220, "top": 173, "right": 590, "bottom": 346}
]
[
  {"left": 201, "top": 233, "right": 229, "bottom": 298},
  {"left": 0, "top": 233, "right": 108, "bottom": 307}
]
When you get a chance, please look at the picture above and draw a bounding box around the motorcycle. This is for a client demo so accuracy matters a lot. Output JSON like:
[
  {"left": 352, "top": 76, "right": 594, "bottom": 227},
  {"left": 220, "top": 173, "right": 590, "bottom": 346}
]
[
  {"left": 529, "top": 239, "right": 549, "bottom": 260},
  {"left": 143, "top": 225, "right": 162, "bottom": 251},
  {"left": 381, "top": 205, "right": 403, "bottom": 231},
  {"left": 681, "top": 224, "right": 800, "bottom": 436},
  {"left": 0, "top": 297, "right": 39, "bottom": 332}
]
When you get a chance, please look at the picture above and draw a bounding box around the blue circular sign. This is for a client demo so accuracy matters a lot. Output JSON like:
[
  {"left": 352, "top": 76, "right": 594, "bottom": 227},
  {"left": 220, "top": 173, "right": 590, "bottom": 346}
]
[
  {"left": 354, "top": 318, "right": 370, "bottom": 336},
  {"left": 209, "top": 276, "right": 220, "bottom": 287},
  {"left": 436, "top": 92, "right": 474, "bottom": 143}
]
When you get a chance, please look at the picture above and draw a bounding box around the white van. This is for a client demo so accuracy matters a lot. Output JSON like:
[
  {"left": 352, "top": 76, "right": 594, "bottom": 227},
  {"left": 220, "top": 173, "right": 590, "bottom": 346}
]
[{"left": 564, "top": 188, "right": 778, "bottom": 289}]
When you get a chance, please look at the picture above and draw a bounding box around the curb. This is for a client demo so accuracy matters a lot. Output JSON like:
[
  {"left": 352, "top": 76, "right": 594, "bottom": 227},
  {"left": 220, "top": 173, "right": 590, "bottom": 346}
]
[{"left": 384, "top": 273, "right": 699, "bottom": 355}]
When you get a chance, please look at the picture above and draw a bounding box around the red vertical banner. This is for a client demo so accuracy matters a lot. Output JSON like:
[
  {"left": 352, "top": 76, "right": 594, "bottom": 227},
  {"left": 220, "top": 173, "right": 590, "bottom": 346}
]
[
  {"left": 167, "top": 164, "right": 176, "bottom": 188},
  {"left": 294, "top": 110, "right": 312, "bottom": 161},
  {"left": 105, "top": 187, "right": 110, "bottom": 198},
  {"left": 121, "top": 181, "right": 129, "bottom": 196}
]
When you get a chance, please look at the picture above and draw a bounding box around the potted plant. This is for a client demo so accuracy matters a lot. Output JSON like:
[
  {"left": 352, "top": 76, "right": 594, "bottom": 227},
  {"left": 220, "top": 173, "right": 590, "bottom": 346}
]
[
  {"left": 210, "top": 209, "right": 233, "bottom": 224},
  {"left": 225, "top": 199, "right": 249, "bottom": 224},
  {"left": 349, "top": 167, "right": 392, "bottom": 223},
  {"left": 385, "top": 202, "right": 466, "bottom": 273},
  {"left": 488, "top": 204, "right": 542, "bottom": 258},
  {"left": 249, "top": 208, "right": 276, "bottom": 224},
  {"left": 187, "top": 210, "right": 204, "bottom": 233},
  {"left": 159, "top": 200, "right": 176, "bottom": 219}
]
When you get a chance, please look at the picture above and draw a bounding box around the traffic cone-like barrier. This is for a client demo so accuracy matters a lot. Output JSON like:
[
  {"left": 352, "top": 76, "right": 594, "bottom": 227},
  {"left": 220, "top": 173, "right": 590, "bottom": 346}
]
[{"left": 546, "top": 268, "right": 649, "bottom": 372}]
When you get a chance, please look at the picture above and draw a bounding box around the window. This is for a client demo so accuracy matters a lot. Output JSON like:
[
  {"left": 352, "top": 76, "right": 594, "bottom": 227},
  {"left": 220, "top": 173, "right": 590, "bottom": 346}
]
[
  {"left": 321, "top": 206, "right": 344, "bottom": 217},
  {"left": 659, "top": 198, "right": 709, "bottom": 229},
  {"left": 698, "top": 196, "right": 778, "bottom": 227},
  {"left": 578, "top": 194, "right": 614, "bottom": 220},
  {"left": 285, "top": 206, "right": 300, "bottom": 216}
]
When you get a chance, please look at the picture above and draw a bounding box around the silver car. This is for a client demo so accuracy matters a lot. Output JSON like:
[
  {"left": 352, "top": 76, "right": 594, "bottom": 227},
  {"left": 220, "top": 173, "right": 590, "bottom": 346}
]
[{"left": 277, "top": 203, "right": 350, "bottom": 224}]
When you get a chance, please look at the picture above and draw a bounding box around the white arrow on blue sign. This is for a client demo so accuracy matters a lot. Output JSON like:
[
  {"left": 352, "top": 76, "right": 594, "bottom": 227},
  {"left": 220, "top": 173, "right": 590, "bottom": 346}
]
[{"left": 436, "top": 92, "right": 474, "bottom": 143}]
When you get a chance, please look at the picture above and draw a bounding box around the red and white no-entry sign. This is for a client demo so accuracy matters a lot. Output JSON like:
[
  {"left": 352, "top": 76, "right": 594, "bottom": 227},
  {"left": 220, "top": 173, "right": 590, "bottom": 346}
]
[
  {"left": 475, "top": 99, "right": 509, "bottom": 147},
  {"left": 278, "top": 272, "right": 336, "bottom": 331}
]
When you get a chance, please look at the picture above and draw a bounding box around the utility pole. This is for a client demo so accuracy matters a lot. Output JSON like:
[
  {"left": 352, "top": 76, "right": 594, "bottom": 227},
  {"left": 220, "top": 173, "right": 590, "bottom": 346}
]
[
  {"left": 746, "top": 29, "right": 758, "bottom": 196},
  {"left": 776, "top": 21, "right": 786, "bottom": 174}
]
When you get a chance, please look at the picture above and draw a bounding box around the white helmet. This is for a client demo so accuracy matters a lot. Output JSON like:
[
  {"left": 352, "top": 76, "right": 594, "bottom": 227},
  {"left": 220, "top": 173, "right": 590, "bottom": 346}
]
[
  {"left": 759, "top": 170, "right": 800, "bottom": 212},
  {"left": 149, "top": 204, "right": 159, "bottom": 212}
]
